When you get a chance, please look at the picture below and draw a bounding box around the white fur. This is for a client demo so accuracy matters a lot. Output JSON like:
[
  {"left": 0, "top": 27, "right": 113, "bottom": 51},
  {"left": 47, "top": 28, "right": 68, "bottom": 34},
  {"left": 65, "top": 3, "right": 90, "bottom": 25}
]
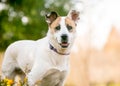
[{"left": 2, "top": 10, "right": 79, "bottom": 86}]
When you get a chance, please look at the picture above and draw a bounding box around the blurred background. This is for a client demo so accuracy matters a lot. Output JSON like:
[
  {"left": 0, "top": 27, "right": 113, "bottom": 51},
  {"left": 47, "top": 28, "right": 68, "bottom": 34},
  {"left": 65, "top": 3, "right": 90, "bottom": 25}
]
[{"left": 1, "top": 0, "right": 120, "bottom": 86}]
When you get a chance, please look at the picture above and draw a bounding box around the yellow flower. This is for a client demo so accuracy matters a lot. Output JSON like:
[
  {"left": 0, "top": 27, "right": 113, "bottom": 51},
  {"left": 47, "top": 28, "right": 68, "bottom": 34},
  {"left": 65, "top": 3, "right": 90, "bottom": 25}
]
[
  {"left": 24, "top": 77, "right": 28, "bottom": 83},
  {"left": 3, "top": 78, "right": 14, "bottom": 85},
  {"left": 7, "top": 79, "right": 14, "bottom": 85},
  {"left": 7, "top": 85, "right": 11, "bottom": 86}
]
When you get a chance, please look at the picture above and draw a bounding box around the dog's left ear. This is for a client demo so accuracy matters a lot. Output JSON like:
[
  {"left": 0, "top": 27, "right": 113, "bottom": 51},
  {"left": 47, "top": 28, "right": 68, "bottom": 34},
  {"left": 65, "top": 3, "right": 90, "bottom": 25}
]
[
  {"left": 67, "top": 10, "right": 80, "bottom": 23},
  {"left": 45, "top": 11, "right": 59, "bottom": 24}
]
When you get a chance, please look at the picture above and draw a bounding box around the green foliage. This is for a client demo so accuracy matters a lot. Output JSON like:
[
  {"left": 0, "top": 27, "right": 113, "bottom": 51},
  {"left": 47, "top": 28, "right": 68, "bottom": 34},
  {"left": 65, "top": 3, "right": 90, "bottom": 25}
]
[{"left": 0, "top": 0, "right": 71, "bottom": 51}]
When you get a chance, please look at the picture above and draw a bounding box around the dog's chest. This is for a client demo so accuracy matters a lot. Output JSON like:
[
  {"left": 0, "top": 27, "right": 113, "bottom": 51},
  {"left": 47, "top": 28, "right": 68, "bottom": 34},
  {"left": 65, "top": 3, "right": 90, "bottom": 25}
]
[{"left": 48, "top": 53, "right": 69, "bottom": 72}]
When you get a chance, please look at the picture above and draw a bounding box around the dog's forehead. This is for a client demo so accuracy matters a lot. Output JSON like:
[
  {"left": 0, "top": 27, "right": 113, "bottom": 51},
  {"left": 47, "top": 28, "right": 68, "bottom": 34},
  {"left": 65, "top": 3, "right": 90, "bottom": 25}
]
[
  {"left": 50, "top": 17, "right": 76, "bottom": 28},
  {"left": 59, "top": 17, "right": 66, "bottom": 25},
  {"left": 51, "top": 16, "right": 67, "bottom": 24},
  {"left": 60, "top": 17, "right": 76, "bottom": 27}
]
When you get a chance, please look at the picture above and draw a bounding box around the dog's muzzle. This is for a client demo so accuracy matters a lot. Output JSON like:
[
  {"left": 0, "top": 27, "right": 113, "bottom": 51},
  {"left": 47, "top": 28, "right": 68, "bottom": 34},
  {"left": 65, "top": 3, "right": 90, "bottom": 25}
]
[{"left": 60, "top": 34, "right": 69, "bottom": 48}]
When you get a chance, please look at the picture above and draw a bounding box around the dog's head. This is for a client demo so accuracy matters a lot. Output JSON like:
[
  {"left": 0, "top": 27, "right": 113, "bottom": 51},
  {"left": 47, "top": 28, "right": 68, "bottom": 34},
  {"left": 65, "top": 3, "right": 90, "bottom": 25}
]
[{"left": 46, "top": 10, "right": 80, "bottom": 54}]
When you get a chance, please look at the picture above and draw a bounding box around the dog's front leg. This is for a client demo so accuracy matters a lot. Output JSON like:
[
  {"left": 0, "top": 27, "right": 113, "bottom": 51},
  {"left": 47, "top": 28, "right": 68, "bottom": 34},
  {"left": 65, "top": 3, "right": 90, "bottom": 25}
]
[
  {"left": 27, "top": 61, "right": 50, "bottom": 86},
  {"left": 38, "top": 69, "right": 67, "bottom": 86}
]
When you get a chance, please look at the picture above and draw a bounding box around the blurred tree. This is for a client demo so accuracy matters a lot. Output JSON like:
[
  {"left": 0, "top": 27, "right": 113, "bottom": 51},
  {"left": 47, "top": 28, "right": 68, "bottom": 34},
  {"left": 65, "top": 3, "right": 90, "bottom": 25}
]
[{"left": 0, "top": 0, "right": 71, "bottom": 51}]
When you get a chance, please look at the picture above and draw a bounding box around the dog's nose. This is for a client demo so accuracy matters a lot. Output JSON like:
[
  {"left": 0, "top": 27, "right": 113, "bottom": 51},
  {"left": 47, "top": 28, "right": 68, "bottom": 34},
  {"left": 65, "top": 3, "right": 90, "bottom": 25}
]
[{"left": 61, "top": 34, "right": 68, "bottom": 42}]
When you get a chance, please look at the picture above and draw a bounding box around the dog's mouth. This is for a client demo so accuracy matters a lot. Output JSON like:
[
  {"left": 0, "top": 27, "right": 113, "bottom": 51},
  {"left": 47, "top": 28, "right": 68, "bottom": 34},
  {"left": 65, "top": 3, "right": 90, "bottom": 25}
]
[{"left": 60, "top": 42, "right": 69, "bottom": 48}]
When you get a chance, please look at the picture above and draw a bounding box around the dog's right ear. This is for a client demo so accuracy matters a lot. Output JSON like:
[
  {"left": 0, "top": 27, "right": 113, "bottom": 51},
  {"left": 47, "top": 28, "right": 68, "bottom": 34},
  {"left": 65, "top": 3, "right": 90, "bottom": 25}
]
[
  {"left": 67, "top": 10, "right": 80, "bottom": 23},
  {"left": 45, "top": 11, "right": 59, "bottom": 24}
]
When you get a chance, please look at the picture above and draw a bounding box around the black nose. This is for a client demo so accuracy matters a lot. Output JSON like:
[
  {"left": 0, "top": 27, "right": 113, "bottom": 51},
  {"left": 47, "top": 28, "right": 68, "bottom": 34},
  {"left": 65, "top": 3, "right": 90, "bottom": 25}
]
[{"left": 61, "top": 34, "right": 68, "bottom": 42}]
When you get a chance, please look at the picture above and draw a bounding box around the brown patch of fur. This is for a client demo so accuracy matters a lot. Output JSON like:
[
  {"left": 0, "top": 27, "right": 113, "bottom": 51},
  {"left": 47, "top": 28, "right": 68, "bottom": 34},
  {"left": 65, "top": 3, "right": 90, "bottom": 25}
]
[
  {"left": 65, "top": 17, "right": 76, "bottom": 32},
  {"left": 49, "top": 17, "right": 61, "bottom": 33},
  {"left": 65, "top": 17, "right": 76, "bottom": 28}
]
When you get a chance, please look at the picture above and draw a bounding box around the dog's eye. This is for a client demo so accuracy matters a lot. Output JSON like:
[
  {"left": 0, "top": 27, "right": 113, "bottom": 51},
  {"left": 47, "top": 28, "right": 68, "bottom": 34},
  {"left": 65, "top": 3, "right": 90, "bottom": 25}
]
[
  {"left": 55, "top": 25, "right": 60, "bottom": 31},
  {"left": 67, "top": 25, "right": 72, "bottom": 31}
]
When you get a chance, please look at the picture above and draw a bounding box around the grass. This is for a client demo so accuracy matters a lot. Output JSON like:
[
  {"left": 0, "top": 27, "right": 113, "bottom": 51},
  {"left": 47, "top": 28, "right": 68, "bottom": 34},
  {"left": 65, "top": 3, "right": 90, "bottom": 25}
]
[{"left": 0, "top": 52, "right": 4, "bottom": 75}]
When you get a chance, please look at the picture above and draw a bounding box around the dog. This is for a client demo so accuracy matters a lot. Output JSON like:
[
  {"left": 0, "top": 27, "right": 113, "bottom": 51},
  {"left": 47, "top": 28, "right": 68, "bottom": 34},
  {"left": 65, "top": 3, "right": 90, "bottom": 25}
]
[{"left": 1, "top": 10, "right": 80, "bottom": 86}]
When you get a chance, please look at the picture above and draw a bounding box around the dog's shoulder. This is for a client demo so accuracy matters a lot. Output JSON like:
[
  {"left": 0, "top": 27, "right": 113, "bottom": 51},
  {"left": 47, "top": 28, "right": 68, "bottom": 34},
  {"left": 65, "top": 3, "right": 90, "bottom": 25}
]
[
  {"left": 9, "top": 40, "right": 36, "bottom": 48},
  {"left": 36, "top": 37, "right": 49, "bottom": 46}
]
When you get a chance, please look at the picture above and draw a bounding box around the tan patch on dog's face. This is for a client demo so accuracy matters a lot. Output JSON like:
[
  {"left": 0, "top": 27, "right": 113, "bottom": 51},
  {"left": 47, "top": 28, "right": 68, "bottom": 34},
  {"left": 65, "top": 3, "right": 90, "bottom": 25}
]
[
  {"left": 49, "top": 17, "right": 61, "bottom": 33},
  {"left": 65, "top": 17, "right": 76, "bottom": 32}
]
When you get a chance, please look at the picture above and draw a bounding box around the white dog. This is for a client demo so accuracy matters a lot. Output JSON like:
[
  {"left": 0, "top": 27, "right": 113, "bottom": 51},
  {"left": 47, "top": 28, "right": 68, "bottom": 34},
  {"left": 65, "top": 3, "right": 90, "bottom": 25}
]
[{"left": 1, "top": 10, "right": 80, "bottom": 86}]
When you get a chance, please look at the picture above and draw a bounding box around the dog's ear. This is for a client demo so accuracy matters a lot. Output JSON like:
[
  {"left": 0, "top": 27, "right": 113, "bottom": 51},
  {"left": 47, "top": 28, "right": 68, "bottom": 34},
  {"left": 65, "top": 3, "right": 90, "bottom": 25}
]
[
  {"left": 45, "top": 11, "right": 59, "bottom": 24},
  {"left": 67, "top": 10, "right": 80, "bottom": 23}
]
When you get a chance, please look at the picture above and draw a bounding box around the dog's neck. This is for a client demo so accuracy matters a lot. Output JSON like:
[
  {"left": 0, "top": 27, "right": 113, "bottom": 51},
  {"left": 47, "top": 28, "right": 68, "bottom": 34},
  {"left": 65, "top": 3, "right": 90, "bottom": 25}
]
[{"left": 49, "top": 44, "right": 70, "bottom": 55}]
